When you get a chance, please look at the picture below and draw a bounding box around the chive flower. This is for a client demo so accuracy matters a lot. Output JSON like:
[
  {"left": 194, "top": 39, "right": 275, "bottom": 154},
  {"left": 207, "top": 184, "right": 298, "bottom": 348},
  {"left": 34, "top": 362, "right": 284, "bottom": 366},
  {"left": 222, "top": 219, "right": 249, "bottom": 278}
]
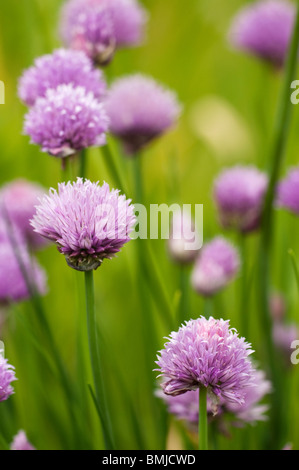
[
  {"left": 191, "top": 237, "right": 240, "bottom": 297},
  {"left": 105, "top": 74, "right": 181, "bottom": 155},
  {"left": 24, "top": 84, "right": 109, "bottom": 159},
  {"left": 168, "top": 209, "right": 201, "bottom": 265},
  {"left": 213, "top": 165, "right": 268, "bottom": 234},
  {"left": 31, "top": 178, "right": 136, "bottom": 272},
  {"left": 277, "top": 166, "right": 299, "bottom": 215},
  {"left": 229, "top": 0, "right": 296, "bottom": 68},
  {"left": 60, "top": 0, "right": 148, "bottom": 65},
  {"left": 10, "top": 430, "right": 35, "bottom": 451},
  {"left": 0, "top": 355, "right": 17, "bottom": 402},
  {"left": 0, "top": 221, "right": 47, "bottom": 305},
  {"left": 0, "top": 179, "right": 48, "bottom": 250},
  {"left": 156, "top": 316, "right": 256, "bottom": 406},
  {"left": 18, "top": 48, "right": 107, "bottom": 107}
]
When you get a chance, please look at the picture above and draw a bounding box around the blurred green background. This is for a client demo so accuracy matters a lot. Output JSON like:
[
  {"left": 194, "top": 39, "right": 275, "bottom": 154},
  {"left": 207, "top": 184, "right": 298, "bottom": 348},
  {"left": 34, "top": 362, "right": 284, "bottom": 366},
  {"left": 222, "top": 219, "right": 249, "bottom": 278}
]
[{"left": 0, "top": 0, "right": 299, "bottom": 450}]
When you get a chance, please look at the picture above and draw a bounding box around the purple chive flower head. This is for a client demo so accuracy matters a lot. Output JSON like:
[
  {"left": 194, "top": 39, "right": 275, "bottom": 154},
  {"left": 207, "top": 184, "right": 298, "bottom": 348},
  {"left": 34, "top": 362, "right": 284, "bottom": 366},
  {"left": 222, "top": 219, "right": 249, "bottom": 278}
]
[
  {"left": 0, "top": 355, "right": 17, "bottom": 402},
  {"left": 0, "top": 179, "right": 48, "bottom": 250},
  {"left": 24, "top": 84, "right": 109, "bottom": 159},
  {"left": 105, "top": 74, "right": 182, "bottom": 155},
  {"left": 158, "top": 368, "right": 271, "bottom": 429},
  {"left": 10, "top": 431, "right": 35, "bottom": 451},
  {"left": 60, "top": 0, "right": 148, "bottom": 65},
  {"left": 273, "top": 322, "right": 299, "bottom": 360},
  {"left": 213, "top": 165, "right": 268, "bottom": 234},
  {"left": 269, "top": 292, "right": 287, "bottom": 322},
  {"left": 31, "top": 178, "right": 136, "bottom": 272},
  {"left": 191, "top": 237, "right": 240, "bottom": 297},
  {"left": 168, "top": 209, "right": 201, "bottom": 265},
  {"left": 156, "top": 316, "right": 256, "bottom": 407},
  {"left": 227, "top": 369, "right": 272, "bottom": 425},
  {"left": 0, "top": 222, "right": 47, "bottom": 305},
  {"left": 18, "top": 48, "right": 107, "bottom": 107},
  {"left": 277, "top": 166, "right": 299, "bottom": 215},
  {"left": 229, "top": 0, "right": 296, "bottom": 68}
]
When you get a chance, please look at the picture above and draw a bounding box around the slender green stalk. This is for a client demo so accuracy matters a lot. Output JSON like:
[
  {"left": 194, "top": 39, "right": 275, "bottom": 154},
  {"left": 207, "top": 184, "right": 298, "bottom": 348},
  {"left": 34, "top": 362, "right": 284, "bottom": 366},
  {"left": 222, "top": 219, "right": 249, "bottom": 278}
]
[
  {"left": 178, "top": 265, "right": 189, "bottom": 326},
  {"left": 258, "top": 2, "right": 299, "bottom": 449},
  {"left": 84, "top": 270, "right": 114, "bottom": 450},
  {"left": 101, "top": 144, "right": 127, "bottom": 194},
  {"left": 289, "top": 249, "right": 299, "bottom": 294},
  {"left": 133, "top": 154, "right": 143, "bottom": 203},
  {"left": 239, "top": 235, "right": 249, "bottom": 339},
  {"left": 0, "top": 431, "right": 9, "bottom": 451},
  {"left": 79, "top": 148, "right": 87, "bottom": 179},
  {"left": 199, "top": 387, "right": 208, "bottom": 451},
  {"left": 203, "top": 297, "right": 214, "bottom": 318}
]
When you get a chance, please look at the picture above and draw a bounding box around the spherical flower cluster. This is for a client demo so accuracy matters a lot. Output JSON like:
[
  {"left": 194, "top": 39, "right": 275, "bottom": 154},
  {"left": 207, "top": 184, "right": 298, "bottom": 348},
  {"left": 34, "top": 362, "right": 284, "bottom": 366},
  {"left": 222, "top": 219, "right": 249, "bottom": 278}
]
[
  {"left": 213, "top": 165, "right": 268, "bottom": 234},
  {"left": 229, "top": 0, "right": 296, "bottom": 68},
  {"left": 24, "top": 84, "right": 109, "bottom": 158},
  {"left": 269, "top": 292, "right": 287, "bottom": 322},
  {"left": 0, "top": 221, "right": 47, "bottom": 305},
  {"left": 227, "top": 369, "right": 272, "bottom": 425},
  {"left": 0, "top": 355, "right": 17, "bottom": 402},
  {"left": 156, "top": 316, "right": 256, "bottom": 406},
  {"left": 273, "top": 322, "right": 299, "bottom": 361},
  {"left": 18, "top": 48, "right": 107, "bottom": 107},
  {"left": 10, "top": 430, "right": 35, "bottom": 451},
  {"left": 0, "top": 179, "right": 48, "bottom": 250},
  {"left": 168, "top": 210, "right": 201, "bottom": 265},
  {"left": 105, "top": 74, "right": 182, "bottom": 155},
  {"left": 276, "top": 166, "right": 299, "bottom": 215},
  {"left": 191, "top": 237, "right": 240, "bottom": 297},
  {"left": 31, "top": 178, "right": 136, "bottom": 272},
  {"left": 158, "top": 368, "right": 271, "bottom": 430},
  {"left": 60, "top": 0, "right": 148, "bottom": 65}
]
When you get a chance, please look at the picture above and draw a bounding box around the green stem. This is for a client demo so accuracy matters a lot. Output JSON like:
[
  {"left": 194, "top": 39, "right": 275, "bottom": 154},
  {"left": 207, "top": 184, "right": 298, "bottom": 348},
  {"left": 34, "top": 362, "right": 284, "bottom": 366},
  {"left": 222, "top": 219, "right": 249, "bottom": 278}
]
[
  {"left": 101, "top": 144, "right": 127, "bottom": 194},
  {"left": 258, "top": 1, "right": 299, "bottom": 449},
  {"left": 79, "top": 148, "right": 87, "bottom": 179},
  {"left": 178, "top": 265, "right": 189, "bottom": 326},
  {"left": 239, "top": 235, "right": 249, "bottom": 339},
  {"left": 199, "top": 387, "right": 208, "bottom": 451},
  {"left": 84, "top": 270, "right": 114, "bottom": 450},
  {"left": 289, "top": 249, "right": 299, "bottom": 294},
  {"left": 203, "top": 296, "right": 214, "bottom": 318},
  {"left": 133, "top": 154, "right": 143, "bottom": 204}
]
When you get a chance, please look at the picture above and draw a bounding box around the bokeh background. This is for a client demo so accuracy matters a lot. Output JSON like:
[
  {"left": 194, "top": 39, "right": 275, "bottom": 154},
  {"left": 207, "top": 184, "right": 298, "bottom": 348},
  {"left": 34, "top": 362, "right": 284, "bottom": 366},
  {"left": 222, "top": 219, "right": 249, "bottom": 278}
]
[{"left": 0, "top": 0, "right": 299, "bottom": 450}]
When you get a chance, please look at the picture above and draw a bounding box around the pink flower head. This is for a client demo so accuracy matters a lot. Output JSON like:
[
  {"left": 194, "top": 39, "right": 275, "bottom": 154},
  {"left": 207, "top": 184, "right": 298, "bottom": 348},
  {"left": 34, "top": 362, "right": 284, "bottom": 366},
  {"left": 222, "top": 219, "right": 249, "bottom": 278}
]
[
  {"left": 229, "top": 0, "right": 296, "bottom": 68},
  {"left": 0, "top": 179, "right": 48, "bottom": 250},
  {"left": 24, "top": 84, "right": 109, "bottom": 159},
  {"left": 31, "top": 178, "right": 136, "bottom": 271},
  {"left": 105, "top": 74, "right": 181, "bottom": 155},
  {"left": 168, "top": 209, "right": 201, "bottom": 265},
  {"left": 0, "top": 355, "right": 17, "bottom": 402},
  {"left": 18, "top": 48, "right": 107, "bottom": 107},
  {"left": 156, "top": 316, "right": 256, "bottom": 407},
  {"left": 277, "top": 166, "right": 299, "bottom": 215},
  {"left": 60, "top": 0, "right": 148, "bottom": 65},
  {"left": 213, "top": 165, "right": 268, "bottom": 234},
  {"left": 191, "top": 237, "right": 240, "bottom": 297},
  {"left": 10, "top": 430, "right": 35, "bottom": 450},
  {"left": 0, "top": 221, "right": 47, "bottom": 305}
]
